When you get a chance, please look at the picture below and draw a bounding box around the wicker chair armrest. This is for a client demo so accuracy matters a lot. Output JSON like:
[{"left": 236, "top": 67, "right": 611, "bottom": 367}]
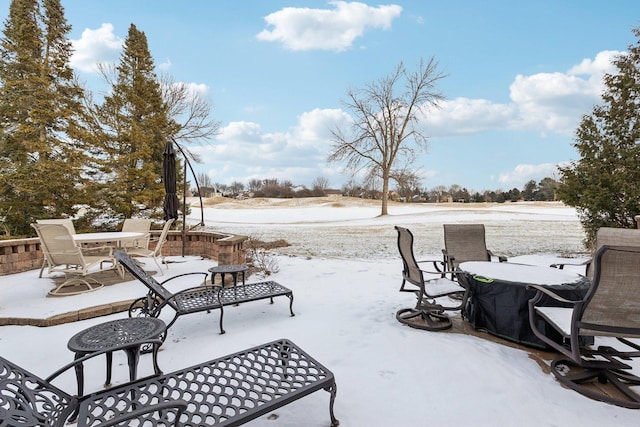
[{"left": 94, "top": 399, "right": 188, "bottom": 427}]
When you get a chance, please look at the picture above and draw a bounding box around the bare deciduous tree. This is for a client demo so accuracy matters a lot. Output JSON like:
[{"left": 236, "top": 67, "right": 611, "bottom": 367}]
[
  {"left": 328, "top": 57, "right": 446, "bottom": 215},
  {"left": 391, "top": 169, "right": 422, "bottom": 201},
  {"left": 228, "top": 180, "right": 245, "bottom": 196},
  {"left": 311, "top": 176, "right": 329, "bottom": 195}
]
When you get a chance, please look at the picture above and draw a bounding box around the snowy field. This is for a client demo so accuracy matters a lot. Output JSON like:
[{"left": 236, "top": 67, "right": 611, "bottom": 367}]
[{"left": 192, "top": 197, "right": 587, "bottom": 259}]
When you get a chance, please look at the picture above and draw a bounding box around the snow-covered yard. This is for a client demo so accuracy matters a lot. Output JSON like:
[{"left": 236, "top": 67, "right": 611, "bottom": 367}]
[{"left": 2, "top": 199, "right": 638, "bottom": 426}]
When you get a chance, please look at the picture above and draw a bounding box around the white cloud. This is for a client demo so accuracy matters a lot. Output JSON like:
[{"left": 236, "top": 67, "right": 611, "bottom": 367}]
[
  {"left": 183, "top": 82, "right": 209, "bottom": 97},
  {"left": 293, "top": 108, "right": 351, "bottom": 148},
  {"left": 256, "top": 1, "right": 402, "bottom": 51},
  {"left": 509, "top": 72, "right": 600, "bottom": 134},
  {"left": 424, "top": 98, "right": 516, "bottom": 136},
  {"left": 70, "top": 23, "right": 123, "bottom": 73},
  {"left": 193, "top": 109, "right": 351, "bottom": 186},
  {"left": 217, "top": 121, "right": 264, "bottom": 144},
  {"left": 158, "top": 59, "right": 172, "bottom": 72},
  {"left": 424, "top": 50, "right": 623, "bottom": 138},
  {"left": 568, "top": 50, "right": 621, "bottom": 77},
  {"left": 498, "top": 163, "right": 562, "bottom": 187}
]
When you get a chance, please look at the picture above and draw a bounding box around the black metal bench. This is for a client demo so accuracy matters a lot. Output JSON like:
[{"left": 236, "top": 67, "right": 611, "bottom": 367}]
[
  {"left": 114, "top": 250, "right": 295, "bottom": 334},
  {"left": 0, "top": 356, "right": 77, "bottom": 427},
  {"left": 0, "top": 338, "right": 339, "bottom": 426},
  {"left": 0, "top": 337, "right": 163, "bottom": 427}
]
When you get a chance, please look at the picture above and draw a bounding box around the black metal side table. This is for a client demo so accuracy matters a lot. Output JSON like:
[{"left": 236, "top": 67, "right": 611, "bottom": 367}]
[
  {"left": 208, "top": 264, "right": 248, "bottom": 288},
  {"left": 67, "top": 317, "right": 166, "bottom": 397}
]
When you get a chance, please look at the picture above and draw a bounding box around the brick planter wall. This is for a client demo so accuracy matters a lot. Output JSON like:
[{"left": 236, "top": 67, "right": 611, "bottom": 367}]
[
  {"left": 0, "top": 237, "right": 43, "bottom": 275},
  {"left": 0, "top": 230, "right": 247, "bottom": 277}
]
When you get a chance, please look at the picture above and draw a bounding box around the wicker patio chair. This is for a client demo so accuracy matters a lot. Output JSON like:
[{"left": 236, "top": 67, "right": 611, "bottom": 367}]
[
  {"left": 124, "top": 218, "right": 174, "bottom": 275},
  {"left": 528, "top": 245, "right": 640, "bottom": 408},
  {"left": 442, "top": 223, "right": 507, "bottom": 279},
  {"left": 552, "top": 226, "right": 640, "bottom": 278},
  {"left": 31, "top": 223, "right": 121, "bottom": 296},
  {"left": 394, "top": 226, "right": 466, "bottom": 331}
]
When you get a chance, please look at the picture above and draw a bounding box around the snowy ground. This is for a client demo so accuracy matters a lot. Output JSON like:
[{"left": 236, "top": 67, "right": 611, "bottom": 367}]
[
  {"left": 194, "top": 197, "right": 587, "bottom": 259},
  {"left": 2, "top": 198, "right": 638, "bottom": 426}
]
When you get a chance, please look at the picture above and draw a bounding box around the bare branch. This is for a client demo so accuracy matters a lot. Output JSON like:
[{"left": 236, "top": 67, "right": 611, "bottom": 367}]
[
  {"left": 159, "top": 73, "right": 221, "bottom": 144},
  {"left": 327, "top": 57, "right": 446, "bottom": 215}
]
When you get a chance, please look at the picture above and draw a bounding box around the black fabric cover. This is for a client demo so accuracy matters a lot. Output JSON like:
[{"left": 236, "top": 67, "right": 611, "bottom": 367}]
[{"left": 458, "top": 272, "right": 591, "bottom": 349}]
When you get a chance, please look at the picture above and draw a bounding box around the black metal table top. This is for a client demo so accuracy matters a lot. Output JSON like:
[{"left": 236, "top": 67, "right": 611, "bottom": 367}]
[
  {"left": 208, "top": 264, "right": 248, "bottom": 274},
  {"left": 67, "top": 317, "right": 166, "bottom": 353}
]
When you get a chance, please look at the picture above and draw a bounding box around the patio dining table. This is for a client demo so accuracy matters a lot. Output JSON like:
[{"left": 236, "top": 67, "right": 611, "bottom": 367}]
[
  {"left": 73, "top": 231, "right": 144, "bottom": 247},
  {"left": 456, "top": 261, "right": 591, "bottom": 348}
]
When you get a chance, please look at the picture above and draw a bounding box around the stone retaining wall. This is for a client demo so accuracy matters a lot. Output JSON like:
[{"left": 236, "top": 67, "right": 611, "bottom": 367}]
[{"left": 0, "top": 229, "right": 247, "bottom": 276}]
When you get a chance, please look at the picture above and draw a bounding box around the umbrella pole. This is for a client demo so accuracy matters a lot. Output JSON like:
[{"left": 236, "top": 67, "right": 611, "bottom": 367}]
[
  {"left": 182, "top": 159, "right": 187, "bottom": 257},
  {"left": 170, "top": 138, "right": 205, "bottom": 257}
]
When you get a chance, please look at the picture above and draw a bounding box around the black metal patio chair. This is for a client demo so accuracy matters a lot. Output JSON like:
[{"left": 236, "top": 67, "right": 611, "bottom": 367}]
[
  {"left": 442, "top": 224, "right": 507, "bottom": 280},
  {"left": 394, "top": 225, "right": 466, "bottom": 331},
  {"left": 528, "top": 244, "right": 640, "bottom": 408},
  {"left": 551, "top": 226, "right": 640, "bottom": 278}
]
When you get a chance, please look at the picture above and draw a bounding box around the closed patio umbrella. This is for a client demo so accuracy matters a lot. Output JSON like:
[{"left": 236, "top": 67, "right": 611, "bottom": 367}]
[{"left": 163, "top": 140, "right": 180, "bottom": 221}]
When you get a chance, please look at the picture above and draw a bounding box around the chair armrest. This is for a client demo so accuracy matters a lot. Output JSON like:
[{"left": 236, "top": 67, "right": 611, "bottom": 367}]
[
  {"left": 159, "top": 272, "right": 209, "bottom": 287},
  {"left": 92, "top": 399, "right": 188, "bottom": 427},
  {"left": 525, "top": 284, "right": 580, "bottom": 305},
  {"left": 487, "top": 250, "right": 507, "bottom": 262},
  {"left": 550, "top": 258, "right": 591, "bottom": 270},
  {"left": 81, "top": 245, "right": 113, "bottom": 255},
  {"left": 44, "top": 338, "right": 164, "bottom": 392},
  {"left": 441, "top": 250, "right": 455, "bottom": 262},
  {"left": 417, "top": 258, "right": 446, "bottom": 275}
]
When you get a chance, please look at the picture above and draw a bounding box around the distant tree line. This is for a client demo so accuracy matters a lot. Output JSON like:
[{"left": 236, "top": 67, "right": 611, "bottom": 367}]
[
  {"left": 195, "top": 175, "right": 331, "bottom": 199},
  {"left": 194, "top": 172, "right": 560, "bottom": 203},
  {"left": 415, "top": 177, "right": 559, "bottom": 203}
]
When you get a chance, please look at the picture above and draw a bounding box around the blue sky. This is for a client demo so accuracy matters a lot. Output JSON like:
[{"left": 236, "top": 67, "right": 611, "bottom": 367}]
[{"left": 2, "top": 1, "right": 639, "bottom": 192}]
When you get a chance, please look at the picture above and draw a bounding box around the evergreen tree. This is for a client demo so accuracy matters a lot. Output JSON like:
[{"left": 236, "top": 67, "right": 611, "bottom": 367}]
[
  {"left": 95, "top": 24, "right": 176, "bottom": 220},
  {"left": 0, "top": 0, "right": 88, "bottom": 236},
  {"left": 558, "top": 27, "right": 640, "bottom": 247}
]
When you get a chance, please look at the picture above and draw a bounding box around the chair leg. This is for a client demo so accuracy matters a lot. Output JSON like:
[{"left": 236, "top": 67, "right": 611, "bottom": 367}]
[
  {"left": 396, "top": 307, "right": 452, "bottom": 331},
  {"left": 152, "top": 256, "right": 164, "bottom": 276},
  {"left": 551, "top": 358, "right": 640, "bottom": 409},
  {"left": 39, "top": 259, "right": 47, "bottom": 278},
  {"left": 48, "top": 276, "right": 104, "bottom": 296}
]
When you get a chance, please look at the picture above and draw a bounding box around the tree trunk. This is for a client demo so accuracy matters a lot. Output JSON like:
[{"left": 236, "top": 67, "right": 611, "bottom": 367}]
[{"left": 381, "top": 176, "right": 389, "bottom": 216}]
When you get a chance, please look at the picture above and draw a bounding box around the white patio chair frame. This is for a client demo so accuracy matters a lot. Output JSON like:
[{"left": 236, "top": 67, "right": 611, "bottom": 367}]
[
  {"left": 31, "top": 223, "right": 122, "bottom": 296},
  {"left": 124, "top": 219, "right": 174, "bottom": 275}
]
